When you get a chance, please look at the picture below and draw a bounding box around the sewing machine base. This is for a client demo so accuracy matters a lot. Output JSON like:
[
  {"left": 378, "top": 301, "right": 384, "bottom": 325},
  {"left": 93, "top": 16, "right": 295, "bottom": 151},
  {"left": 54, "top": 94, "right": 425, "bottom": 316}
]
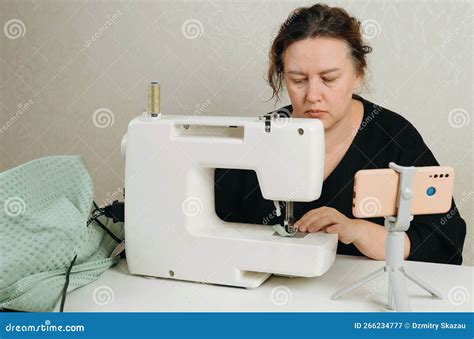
[{"left": 126, "top": 224, "right": 337, "bottom": 288}]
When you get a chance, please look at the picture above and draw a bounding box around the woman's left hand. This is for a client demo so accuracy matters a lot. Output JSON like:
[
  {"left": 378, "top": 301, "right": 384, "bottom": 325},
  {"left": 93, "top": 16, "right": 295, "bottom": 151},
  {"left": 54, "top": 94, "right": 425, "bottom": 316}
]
[{"left": 293, "top": 206, "right": 362, "bottom": 244}]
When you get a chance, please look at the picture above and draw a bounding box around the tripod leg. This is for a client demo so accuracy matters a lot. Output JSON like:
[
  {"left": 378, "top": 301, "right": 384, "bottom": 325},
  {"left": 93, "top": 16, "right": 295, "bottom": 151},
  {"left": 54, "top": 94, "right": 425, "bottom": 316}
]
[
  {"left": 403, "top": 269, "right": 442, "bottom": 299},
  {"left": 387, "top": 281, "right": 395, "bottom": 310},
  {"left": 332, "top": 267, "right": 385, "bottom": 300},
  {"left": 389, "top": 269, "right": 411, "bottom": 312}
]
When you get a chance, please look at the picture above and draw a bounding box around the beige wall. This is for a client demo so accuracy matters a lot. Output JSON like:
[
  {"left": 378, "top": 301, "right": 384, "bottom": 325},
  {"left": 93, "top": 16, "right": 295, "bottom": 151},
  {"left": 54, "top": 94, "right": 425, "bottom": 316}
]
[{"left": 1, "top": 0, "right": 472, "bottom": 264}]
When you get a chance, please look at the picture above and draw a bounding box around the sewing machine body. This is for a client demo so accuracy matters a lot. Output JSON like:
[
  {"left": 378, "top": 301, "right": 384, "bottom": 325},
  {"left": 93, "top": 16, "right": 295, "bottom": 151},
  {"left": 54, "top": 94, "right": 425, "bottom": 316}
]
[{"left": 122, "top": 115, "right": 337, "bottom": 288}]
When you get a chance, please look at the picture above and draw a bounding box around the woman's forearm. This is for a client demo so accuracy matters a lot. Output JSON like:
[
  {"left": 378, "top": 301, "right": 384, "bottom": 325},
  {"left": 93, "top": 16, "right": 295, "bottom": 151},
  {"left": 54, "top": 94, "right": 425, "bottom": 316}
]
[{"left": 352, "top": 219, "right": 411, "bottom": 260}]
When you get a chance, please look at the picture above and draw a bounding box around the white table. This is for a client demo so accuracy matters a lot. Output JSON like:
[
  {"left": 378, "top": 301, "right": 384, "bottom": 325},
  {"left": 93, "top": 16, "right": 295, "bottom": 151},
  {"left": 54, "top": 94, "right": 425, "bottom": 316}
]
[{"left": 58, "top": 255, "right": 473, "bottom": 312}]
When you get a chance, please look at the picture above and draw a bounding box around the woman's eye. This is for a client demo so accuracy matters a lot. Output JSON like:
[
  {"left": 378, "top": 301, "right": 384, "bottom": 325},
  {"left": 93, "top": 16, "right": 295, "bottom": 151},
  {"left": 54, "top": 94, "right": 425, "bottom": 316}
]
[
  {"left": 322, "top": 77, "right": 337, "bottom": 83},
  {"left": 293, "top": 79, "right": 306, "bottom": 84}
]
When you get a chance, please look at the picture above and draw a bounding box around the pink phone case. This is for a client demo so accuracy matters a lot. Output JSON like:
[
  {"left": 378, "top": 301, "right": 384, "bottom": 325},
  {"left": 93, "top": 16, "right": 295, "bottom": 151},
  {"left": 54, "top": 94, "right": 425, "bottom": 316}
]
[{"left": 353, "top": 166, "right": 454, "bottom": 218}]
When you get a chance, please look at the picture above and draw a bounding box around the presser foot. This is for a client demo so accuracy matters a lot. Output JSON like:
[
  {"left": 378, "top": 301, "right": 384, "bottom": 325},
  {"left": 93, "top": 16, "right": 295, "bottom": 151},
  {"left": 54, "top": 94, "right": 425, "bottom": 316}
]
[{"left": 272, "top": 219, "right": 297, "bottom": 237}]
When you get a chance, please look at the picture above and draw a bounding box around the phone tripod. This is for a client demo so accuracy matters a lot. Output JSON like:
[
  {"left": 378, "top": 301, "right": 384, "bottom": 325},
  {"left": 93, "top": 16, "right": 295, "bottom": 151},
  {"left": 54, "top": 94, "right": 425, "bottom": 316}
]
[{"left": 332, "top": 163, "right": 442, "bottom": 311}]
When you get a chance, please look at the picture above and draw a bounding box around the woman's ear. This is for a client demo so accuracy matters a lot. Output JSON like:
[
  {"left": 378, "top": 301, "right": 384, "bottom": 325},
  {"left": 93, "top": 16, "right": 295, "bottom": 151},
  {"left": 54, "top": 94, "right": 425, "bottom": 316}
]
[{"left": 353, "top": 73, "right": 362, "bottom": 93}]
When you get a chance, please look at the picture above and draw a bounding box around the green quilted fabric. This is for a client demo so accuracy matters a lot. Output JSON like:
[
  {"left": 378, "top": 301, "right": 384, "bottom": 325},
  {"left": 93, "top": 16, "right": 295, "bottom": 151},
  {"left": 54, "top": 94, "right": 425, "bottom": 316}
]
[{"left": 0, "top": 155, "right": 122, "bottom": 311}]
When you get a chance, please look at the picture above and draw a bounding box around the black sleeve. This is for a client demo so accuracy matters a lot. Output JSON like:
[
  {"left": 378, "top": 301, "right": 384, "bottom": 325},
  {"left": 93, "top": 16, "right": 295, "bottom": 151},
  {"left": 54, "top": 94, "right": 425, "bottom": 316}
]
[{"left": 396, "top": 123, "right": 466, "bottom": 265}]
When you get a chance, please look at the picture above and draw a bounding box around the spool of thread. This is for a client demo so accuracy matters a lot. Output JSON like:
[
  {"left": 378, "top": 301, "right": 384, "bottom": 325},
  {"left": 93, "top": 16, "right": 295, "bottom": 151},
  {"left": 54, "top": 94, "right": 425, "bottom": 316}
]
[{"left": 148, "top": 82, "right": 160, "bottom": 116}]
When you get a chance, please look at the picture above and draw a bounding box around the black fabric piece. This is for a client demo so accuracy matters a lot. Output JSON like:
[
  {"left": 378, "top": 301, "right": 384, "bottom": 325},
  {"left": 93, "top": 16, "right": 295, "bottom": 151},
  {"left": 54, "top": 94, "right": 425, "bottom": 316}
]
[{"left": 214, "top": 95, "right": 466, "bottom": 265}]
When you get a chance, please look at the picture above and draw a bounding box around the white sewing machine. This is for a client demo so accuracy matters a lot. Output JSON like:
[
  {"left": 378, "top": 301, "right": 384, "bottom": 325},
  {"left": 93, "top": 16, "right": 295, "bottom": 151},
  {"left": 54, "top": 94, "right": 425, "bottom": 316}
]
[{"left": 120, "top": 83, "right": 337, "bottom": 288}]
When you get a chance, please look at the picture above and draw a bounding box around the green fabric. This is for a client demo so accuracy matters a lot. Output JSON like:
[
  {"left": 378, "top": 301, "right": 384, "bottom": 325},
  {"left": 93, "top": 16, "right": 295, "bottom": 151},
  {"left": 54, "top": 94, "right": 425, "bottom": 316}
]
[{"left": 0, "top": 155, "right": 122, "bottom": 311}]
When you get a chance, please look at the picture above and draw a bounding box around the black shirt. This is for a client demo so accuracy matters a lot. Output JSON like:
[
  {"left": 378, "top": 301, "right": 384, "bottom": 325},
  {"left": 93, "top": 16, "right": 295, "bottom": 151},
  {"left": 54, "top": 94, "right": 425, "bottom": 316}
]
[{"left": 214, "top": 95, "right": 466, "bottom": 265}]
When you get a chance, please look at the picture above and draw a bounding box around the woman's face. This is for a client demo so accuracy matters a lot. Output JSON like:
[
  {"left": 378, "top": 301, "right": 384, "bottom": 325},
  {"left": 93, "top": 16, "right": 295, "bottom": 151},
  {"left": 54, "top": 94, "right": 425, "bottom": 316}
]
[{"left": 283, "top": 37, "right": 362, "bottom": 130}]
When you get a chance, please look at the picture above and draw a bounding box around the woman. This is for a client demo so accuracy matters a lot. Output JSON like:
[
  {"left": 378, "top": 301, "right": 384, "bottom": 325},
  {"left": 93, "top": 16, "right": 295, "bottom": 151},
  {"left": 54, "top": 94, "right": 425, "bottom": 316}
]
[{"left": 215, "top": 4, "right": 466, "bottom": 264}]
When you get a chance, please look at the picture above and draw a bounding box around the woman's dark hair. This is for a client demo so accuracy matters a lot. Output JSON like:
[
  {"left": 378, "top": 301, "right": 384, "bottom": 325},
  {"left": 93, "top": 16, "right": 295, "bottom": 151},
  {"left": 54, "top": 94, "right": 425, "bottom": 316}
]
[{"left": 267, "top": 3, "right": 372, "bottom": 101}]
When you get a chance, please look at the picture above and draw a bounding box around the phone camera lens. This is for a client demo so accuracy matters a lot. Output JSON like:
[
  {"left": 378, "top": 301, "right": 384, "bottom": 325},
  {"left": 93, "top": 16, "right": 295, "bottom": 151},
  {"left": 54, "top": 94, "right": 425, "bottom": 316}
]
[{"left": 426, "top": 187, "right": 436, "bottom": 196}]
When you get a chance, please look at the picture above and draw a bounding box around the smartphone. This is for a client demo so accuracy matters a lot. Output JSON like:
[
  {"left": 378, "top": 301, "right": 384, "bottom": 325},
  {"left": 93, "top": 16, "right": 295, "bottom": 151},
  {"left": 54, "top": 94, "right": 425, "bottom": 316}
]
[{"left": 352, "top": 166, "right": 454, "bottom": 218}]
